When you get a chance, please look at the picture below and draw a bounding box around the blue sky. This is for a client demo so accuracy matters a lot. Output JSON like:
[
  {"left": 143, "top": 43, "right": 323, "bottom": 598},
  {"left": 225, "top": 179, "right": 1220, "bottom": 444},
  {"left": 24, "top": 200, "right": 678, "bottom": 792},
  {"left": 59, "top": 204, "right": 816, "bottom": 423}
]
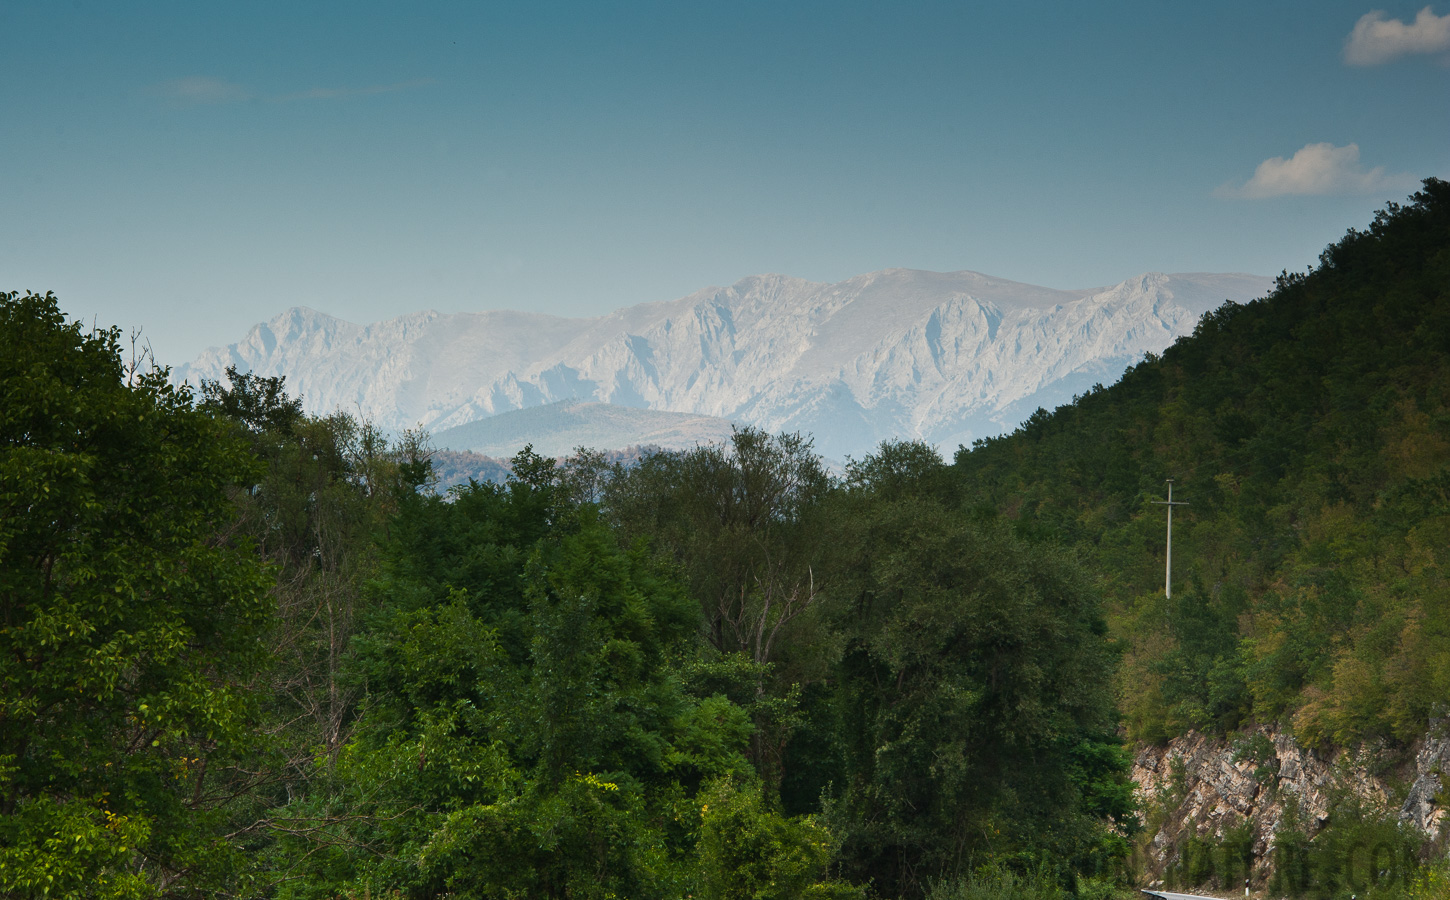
[{"left": 3, "top": 1, "right": 1447, "bottom": 365}]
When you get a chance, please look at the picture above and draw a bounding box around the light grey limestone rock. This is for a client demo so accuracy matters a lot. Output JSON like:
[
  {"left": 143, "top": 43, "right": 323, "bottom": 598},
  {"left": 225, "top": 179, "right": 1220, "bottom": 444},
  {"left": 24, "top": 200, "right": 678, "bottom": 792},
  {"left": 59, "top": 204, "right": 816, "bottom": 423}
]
[{"left": 1132, "top": 723, "right": 1447, "bottom": 886}]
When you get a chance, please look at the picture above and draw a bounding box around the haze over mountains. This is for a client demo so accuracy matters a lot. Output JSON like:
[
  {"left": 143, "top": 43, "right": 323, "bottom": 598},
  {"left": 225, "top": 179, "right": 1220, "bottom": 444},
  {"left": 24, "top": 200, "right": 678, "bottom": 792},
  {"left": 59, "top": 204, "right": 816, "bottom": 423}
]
[{"left": 176, "top": 268, "right": 1272, "bottom": 459}]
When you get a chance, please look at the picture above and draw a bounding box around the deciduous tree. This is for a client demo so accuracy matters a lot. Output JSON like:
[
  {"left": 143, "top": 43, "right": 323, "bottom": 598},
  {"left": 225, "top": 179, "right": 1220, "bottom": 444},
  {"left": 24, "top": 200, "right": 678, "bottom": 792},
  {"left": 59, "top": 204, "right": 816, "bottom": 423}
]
[{"left": 0, "top": 291, "right": 272, "bottom": 897}]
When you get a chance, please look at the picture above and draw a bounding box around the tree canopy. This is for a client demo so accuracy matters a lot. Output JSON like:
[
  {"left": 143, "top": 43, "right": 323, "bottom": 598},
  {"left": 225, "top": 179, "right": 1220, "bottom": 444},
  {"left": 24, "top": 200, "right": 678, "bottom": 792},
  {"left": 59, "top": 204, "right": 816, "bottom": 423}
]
[{"left": 0, "top": 291, "right": 273, "bottom": 897}]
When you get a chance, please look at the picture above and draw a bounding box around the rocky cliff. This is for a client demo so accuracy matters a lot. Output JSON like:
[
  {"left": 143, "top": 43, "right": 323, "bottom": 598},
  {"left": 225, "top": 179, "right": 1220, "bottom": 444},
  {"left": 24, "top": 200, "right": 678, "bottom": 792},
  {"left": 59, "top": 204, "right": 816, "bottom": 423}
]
[{"left": 1132, "top": 723, "right": 1450, "bottom": 888}]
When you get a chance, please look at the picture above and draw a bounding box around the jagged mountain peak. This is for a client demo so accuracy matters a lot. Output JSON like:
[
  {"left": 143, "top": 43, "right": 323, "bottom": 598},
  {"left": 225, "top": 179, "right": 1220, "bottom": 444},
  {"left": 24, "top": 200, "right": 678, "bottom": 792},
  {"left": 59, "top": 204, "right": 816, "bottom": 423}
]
[{"left": 176, "top": 267, "right": 1272, "bottom": 458}]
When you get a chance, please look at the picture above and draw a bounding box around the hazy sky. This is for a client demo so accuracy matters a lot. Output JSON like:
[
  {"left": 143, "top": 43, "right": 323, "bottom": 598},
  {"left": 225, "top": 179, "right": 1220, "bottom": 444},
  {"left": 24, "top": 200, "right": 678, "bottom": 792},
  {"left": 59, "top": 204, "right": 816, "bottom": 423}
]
[{"left": 4, "top": 1, "right": 1447, "bottom": 365}]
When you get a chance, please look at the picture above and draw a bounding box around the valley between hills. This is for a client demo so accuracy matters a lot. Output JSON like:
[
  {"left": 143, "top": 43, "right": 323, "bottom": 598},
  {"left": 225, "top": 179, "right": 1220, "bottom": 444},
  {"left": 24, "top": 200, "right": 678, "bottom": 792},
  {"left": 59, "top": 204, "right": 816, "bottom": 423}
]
[{"left": 7, "top": 182, "right": 1449, "bottom": 899}]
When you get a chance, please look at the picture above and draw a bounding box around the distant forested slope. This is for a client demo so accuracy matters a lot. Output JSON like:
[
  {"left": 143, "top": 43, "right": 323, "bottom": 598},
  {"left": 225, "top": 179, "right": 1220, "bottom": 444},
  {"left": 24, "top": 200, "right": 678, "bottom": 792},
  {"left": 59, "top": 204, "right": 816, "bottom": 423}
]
[{"left": 952, "top": 178, "right": 1450, "bottom": 747}]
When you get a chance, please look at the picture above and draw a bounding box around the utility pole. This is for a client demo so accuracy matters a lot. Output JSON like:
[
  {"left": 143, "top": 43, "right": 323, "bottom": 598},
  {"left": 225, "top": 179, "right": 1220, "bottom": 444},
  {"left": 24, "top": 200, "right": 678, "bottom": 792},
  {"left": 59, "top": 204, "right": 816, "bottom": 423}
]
[{"left": 1152, "top": 479, "right": 1189, "bottom": 599}]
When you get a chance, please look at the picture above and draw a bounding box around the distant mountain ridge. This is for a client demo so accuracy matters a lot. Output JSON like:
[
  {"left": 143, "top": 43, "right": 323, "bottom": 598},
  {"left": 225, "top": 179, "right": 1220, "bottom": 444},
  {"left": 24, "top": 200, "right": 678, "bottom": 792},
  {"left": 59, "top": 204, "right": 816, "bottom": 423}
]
[
  {"left": 432, "top": 401, "right": 737, "bottom": 459},
  {"left": 175, "top": 268, "right": 1272, "bottom": 458}
]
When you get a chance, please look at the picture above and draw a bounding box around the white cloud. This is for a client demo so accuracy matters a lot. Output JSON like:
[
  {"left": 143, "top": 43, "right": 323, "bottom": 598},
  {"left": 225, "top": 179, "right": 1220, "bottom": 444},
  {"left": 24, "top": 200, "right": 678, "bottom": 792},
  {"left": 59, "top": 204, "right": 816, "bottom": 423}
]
[
  {"left": 274, "top": 79, "right": 436, "bottom": 102},
  {"left": 154, "top": 76, "right": 252, "bottom": 104},
  {"left": 1217, "top": 142, "right": 1412, "bottom": 199},
  {"left": 1344, "top": 6, "right": 1450, "bottom": 65}
]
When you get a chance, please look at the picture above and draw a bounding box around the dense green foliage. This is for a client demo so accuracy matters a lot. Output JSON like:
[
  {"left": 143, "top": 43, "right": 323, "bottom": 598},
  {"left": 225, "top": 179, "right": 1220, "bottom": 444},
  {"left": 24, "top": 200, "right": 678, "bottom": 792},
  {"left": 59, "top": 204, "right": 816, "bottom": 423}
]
[
  {"left": 1, "top": 292, "right": 273, "bottom": 896},
  {"left": 954, "top": 179, "right": 1450, "bottom": 749},
  {"left": 600, "top": 434, "right": 1129, "bottom": 897},
  {"left": 265, "top": 455, "right": 860, "bottom": 899},
  {"left": 821, "top": 489, "right": 1130, "bottom": 895}
]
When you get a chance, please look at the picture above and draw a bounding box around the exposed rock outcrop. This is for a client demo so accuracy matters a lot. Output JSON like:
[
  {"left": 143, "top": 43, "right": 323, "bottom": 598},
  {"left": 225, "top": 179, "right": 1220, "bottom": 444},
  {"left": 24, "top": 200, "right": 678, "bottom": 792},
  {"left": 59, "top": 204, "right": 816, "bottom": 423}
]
[{"left": 1132, "top": 722, "right": 1450, "bottom": 884}]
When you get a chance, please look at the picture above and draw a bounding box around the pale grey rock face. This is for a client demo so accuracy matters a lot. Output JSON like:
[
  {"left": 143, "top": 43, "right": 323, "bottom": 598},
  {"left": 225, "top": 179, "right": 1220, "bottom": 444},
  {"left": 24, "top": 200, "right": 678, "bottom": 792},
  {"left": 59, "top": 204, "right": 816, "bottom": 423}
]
[
  {"left": 1132, "top": 724, "right": 1447, "bottom": 887},
  {"left": 174, "top": 268, "right": 1272, "bottom": 458},
  {"left": 1401, "top": 721, "right": 1450, "bottom": 836}
]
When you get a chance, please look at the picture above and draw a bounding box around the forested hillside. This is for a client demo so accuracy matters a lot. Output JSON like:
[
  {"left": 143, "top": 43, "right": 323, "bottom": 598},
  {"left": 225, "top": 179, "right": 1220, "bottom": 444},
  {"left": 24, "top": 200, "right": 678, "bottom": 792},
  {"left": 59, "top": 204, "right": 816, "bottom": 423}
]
[
  {"left": 3, "top": 180, "right": 1446, "bottom": 900},
  {"left": 951, "top": 178, "right": 1450, "bottom": 751}
]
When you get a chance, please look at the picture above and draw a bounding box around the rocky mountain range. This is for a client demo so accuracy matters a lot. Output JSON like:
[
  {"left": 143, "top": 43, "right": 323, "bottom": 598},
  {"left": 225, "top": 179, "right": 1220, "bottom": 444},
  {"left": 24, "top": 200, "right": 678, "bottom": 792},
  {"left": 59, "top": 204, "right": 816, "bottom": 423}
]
[{"left": 175, "top": 268, "right": 1272, "bottom": 459}]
